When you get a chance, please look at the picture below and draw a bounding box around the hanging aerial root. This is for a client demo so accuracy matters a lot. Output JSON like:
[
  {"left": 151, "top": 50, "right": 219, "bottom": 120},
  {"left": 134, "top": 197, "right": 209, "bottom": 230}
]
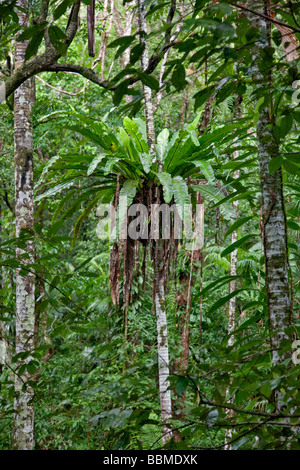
[
  {"left": 87, "top": 0, "right": 95, "bottom": 57},
  {"left": 110, "top": 242, "right": 120, "bottom": 306}
]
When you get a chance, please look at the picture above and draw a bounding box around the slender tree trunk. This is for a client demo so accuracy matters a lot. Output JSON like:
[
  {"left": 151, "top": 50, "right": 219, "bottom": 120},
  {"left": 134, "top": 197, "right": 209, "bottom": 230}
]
[
  {"left": 137, "top": 0, "right": 155, "bottom": 154},
  {"left": 0, "top": 203, "right": 12, "bottom": 377},
  {"left": 123, "top": 1, "right": 135, "bottom": 104},
  {"left": 227, "top": 123, "right": 241, "bottom": 349},
  {"left": 155, "top": 2, "right": 184, "bottom": 112},
  {"left": 13, "top": 0, "right": 35, "bottom": 450},
  {"left": 154, "top": 237, "right": 173, "bottom": 445},
  {"left": 123, "top": 1, "right": 135, "bottom": 68},
  {"left": 0, "top": 206, "right": 5, "bottom": 376}
]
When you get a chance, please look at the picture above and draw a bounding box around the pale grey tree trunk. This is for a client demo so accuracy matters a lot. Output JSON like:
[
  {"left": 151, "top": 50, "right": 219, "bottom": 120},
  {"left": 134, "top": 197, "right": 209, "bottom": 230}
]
[
  {"left": 155, "top": 276, "right": 173, "bottom": 444},
  {"left": 137, "top": 0, "right": 155, "bottom": 154},
  {"left": 99, "top": 0, "right": 114, "bottom": 80},
  {"left": 13, "top": 0, "right": 35, "bottom": 450},
  {"left": 123, "top": 1, "right": 135, "bottom": 68},
  {"left": 123, "top": 1, "right": 135, "bottom": 104},
  {"left": 227, "top": 159, "right": 239, "bottom": 347},
  {"left": 155, "top": 2, "right": 184, "bottom": 111}
]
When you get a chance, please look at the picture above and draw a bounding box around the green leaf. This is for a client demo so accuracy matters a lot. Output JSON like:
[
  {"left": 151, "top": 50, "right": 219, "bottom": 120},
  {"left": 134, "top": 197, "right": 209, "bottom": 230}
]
[
  {"left": 35, "top": 180, "right": 77, "bottom": 202},
  {"left": 172, "top": 175, "right": 189, "bottom": 215},
  {"left": 175, "top": 376, "right": 189, "bottom": 396},
  {"left": 171, "top": 64, "right": 186, "bottom": 91},
  {"left": 268, "top": 155, "right": 283, "bottom": 174},
  {"left": 191, "top": 184, "right": 234, "bottom": 219},
  {"left": 276, "top": 114, "right": 293, "bottom": 139},
  {"left": 164, "top": 130, "right": 198, "bottom": 172},
  {"left": 48, "top": 25, "right": 67, "bottom": 54},
  {"left": 119, "top": 180, "right": 138, "bottom": 204},
  {"left": 87, "top": 155, "right": 106, "bottom": 176},
  {"left": 208, "top": 289, "right": 245, "bottom": 314},
  {"left": 232, "top": 436, "right": 251, "bottom": 450},
  {"left": 37, "top": 154, "right": 61, "bottom": 183},
  {"left": 199, "top": 275, "right": 240, "bottom": 298},
  {"left": 221, "top": 234, "right": 257, "bottom": 257},
  {"left": 138, "top": 72, "right": 159, "bottom": 92},
  {"left": 140, "top": 152, "right": 152, "bottom": 174},
  {"left": 155, "top": 129, "right": 169, "bottom": 162},
  {"left": 224, "top": 216, "right": 253, "bottom": 239},
  {"left": 157, "top": 172, "right": 173, "bottom": 203},
  {"left": 53, "top": 0, "right": 73, "bottom": 20},
  {"left": 221, "top": 158, "right": 257, "bottom": 172},
  {"left": 17, "top": 24, "right": 45, "bottom": 41},
  {"left": 130, "top": 43, "right": 145, "bottom": 65},
  {"left": 253, "top": 97, "right": 264, "bottom": 126},
  {"left": 283, "top": 159, "right": 300, "bottom": 176},
  {"left": 66, "top": 124, "right": 110, "bottom": 150},
  {"left": 194, "top": 86, "right": 214, "bottom": 111},
  {"left": 287, "top": 220, "right": 300, "bottom": 231},
  {"left": 25, "top": 29, "right": 45, "bottom": 60},
  {"left": 113, "top": 78, "right": 132, "bottom": 106},
  {"left": 123, "top": 117, "right": 149, "bottom": 154},
  {"left": 71, "top": 195, "right": 103, "bottom": 249},
  {"left": 108, "top": 35, "right": 135, "bottom": 49},
  {"left": 191, "top": 160, "right": 214, "bottom": 182},
  {"left": 117, "top": 180, "right": 139, "bottom": 233}
]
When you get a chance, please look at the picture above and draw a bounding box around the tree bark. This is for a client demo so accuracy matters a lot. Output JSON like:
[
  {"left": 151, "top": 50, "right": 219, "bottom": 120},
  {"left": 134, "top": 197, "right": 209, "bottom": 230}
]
[
  {"left": 13, "top": 0, "right": 35, "bottom": 450},
  {"left": 154, "top": 240, "right": 173, "bottom": 445},
  {"left": 248, "top": 0, "right": 292, "bottom": 369}
]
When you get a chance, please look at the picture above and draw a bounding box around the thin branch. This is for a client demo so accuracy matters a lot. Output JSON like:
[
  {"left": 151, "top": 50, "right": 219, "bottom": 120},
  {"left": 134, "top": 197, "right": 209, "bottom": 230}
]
[
  {"left": 232, "top": 3, "right": 300, "bottom": 34},
  {"left": 47, "top": 62, "right": 110, "bottom": 88},
  {"left": 200, "top": 396, "right": 300, "bottom": 419},
  {"left": 35, "top": 75, "right": 83, "bottom": 96}
]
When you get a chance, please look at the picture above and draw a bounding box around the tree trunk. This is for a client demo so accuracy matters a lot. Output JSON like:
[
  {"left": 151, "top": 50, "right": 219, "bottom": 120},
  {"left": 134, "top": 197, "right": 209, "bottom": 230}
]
[
  {"left": 13, "top": 0, "right": 35, "bottom": 450},
  {"left": 123, "top": 1, "right": 135, "bottom": 68},
  {"left": 248, "top": 0, "right": 292, "bottom": 369},
  {"left": 137, "top": 0, "right": 155, "bottom": 154},
  {"left": 154, "top": 240, "right": 173, "bottom": 445},
  {"left": 123, "top": 1, "right": 135, "bottom": 104}
]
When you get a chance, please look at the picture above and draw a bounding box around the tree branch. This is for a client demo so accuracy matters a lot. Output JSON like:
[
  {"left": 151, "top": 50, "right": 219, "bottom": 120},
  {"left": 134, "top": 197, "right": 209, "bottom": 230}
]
[
  {"left": 232, "top": 2, "right": 300, "bottom": 34},
  {"left": 3, "top": 0, "right": 179, "bottom": 101},
  {"left": 47, "top": 62, "right": 109, "bottom": 88}
]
